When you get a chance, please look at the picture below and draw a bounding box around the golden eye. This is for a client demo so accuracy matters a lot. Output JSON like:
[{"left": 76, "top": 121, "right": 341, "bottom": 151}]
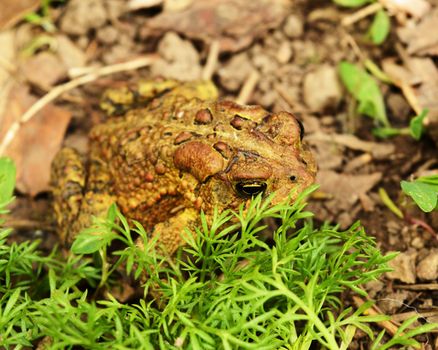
[{"left": 235, "top": 181, "right": 267, "bottom": 198}]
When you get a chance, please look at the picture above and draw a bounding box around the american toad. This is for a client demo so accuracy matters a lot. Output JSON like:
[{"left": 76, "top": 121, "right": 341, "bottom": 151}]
[{"left": 51, "top": 80, "right": 316, "bottom": 254}]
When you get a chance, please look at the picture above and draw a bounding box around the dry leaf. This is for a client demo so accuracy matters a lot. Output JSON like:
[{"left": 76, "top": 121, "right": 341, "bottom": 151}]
[
  {"left": 316, "top": 170, "right": 382, "bottom": 211},
  {"left": 307, "top": 132, "right": 395, "bottom": 159},
  {"left": 397, "top": 8, "right": 438, "bottom": 56},
  {"left": 0, "top": 31, "right": 16, "bottom": 124},
  {"left": 0, "top": 0, "right": 39, "bottom": 30},
  {"left": 56, "top": 35, "right": 87, "bottom": 72},
  {"left": 1, "top": 85, "right": 72, "bottom": 195},
  {"left": 20, "top": 51, "right": 67, "bottom": 90},
  {"left": 144, "top": 0, "right": 289, "bottom": 52},
  {"left": 381, "top": 0, "right": 430, "bottom": 19}
]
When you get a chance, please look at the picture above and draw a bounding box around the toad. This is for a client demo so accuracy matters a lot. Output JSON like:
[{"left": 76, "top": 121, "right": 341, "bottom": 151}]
[{"left": 51, "top": 80, "right": 316, "bottom": 254}]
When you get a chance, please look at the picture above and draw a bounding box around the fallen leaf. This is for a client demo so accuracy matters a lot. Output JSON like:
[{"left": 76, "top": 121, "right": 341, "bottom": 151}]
[
  {"left": 307, "top": 132, "right": 395, "bottom": 159},
  {"left": 316, "top": 170, "right": 382, "bottom": 211},
  {"left": 20, "top": 51, "right": 67, "bottom": 90},
  {"left": 381, "top": 0, "right": 430, "bottom": 19},
  {"left": 397, "top": 7, "right": 438, "bottom": 56},
  {"left": 55, "top": 35, "right": 87, "bottom": 72},
  {"left": 386, "top": 250, "right": 417, "bottom": 284},
  {"left": 0, "top": 31, "right": 16, "bottom": 126},
  {"left": 0, "top": 0, "right": 39, "bottom": 30},
  {"left": 0, "top": 85, "right": 72, "bottom": 195},
  {"left": 144, "top": 0, "right": 289, "bottom": 52}
]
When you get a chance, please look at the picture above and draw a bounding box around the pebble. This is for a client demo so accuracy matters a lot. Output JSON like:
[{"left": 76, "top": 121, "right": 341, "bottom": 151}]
[
  {"left": 303, "top": 64, "right": 342, "bottom": 112},
  {"left": 386, "top": 250, "right": 417, "bottom": 284},
  {"left": 60, "top": 0, "right": 107, "bottom": 35},
  {"left": 276, "top": 42, "right": 293, "bottom": 64},
  {"left": 283, "top": 14, "right": 304, "bottom": 39},
  {"left": 417, "top": 249, "right": 438, "bottom": 280}
]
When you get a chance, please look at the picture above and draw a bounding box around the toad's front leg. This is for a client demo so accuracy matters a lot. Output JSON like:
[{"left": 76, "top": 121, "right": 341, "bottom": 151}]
[
  {"left": 136, "top": 207, "right": 199, "bottom": 257},
  {"left": 51, "top": 147, "right": 115, "bottom": 244}
]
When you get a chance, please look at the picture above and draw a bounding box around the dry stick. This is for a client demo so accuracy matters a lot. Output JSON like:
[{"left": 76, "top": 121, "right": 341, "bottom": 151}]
[
  {"left": 342, "top": 30, "right": 365, "bottom": 62},
  {"left": 202, "top": 40, "right": 220, "bottom": 81},
  {"left": 392, "top": 310, "right": 438, "bottom": 323},
  {"left": 342, "top": 2, "right": 383, "bottom": 26},
  {"left": 0, "top": 55, "right": 158, "bottom": 156},
  {"left": 236, "top": 70, "right": 260, "bottom": 105},
  {"left": 394, "top": 284, "right": 438, "bottom": 291},
  {"left": 394, "top": 43, "right": 423, "bottom": 115}
]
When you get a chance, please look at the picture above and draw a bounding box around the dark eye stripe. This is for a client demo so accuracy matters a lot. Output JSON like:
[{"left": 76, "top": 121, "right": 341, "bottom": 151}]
[
  {"left": 296, "top": 119, "right": 304, "bottom": 141},
  {"left": 235, "top": 182, "right": 267, "bottom": 198}
]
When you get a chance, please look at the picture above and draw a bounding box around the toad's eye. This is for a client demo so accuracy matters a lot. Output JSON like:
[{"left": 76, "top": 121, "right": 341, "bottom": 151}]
[{"left": 235, "top": 181, "right": 267, "bottom": 198}]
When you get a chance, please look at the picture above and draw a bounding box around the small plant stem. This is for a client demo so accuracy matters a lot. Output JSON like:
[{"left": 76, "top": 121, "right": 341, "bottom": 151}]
[
  {"left": 378, "top": 188, "right": 404, "bottom": 219},
  {"left": 236, "top": 69, "right": 259, "bottom": 105},
  {"left": 265, "top": 276, "right": 339, "bottom": 349},
  {"left": 364, "top": 59, "right": 393, "bottom": 84},
  {"left": 202, "top": 40, "right": 220, "bottom": 81},
  {"left": 99, "top": 248, "right": 109, "bottom": 289},
  {"left": 342, "top": 2, "right": 383, "bottom": 27},
  {"left": 405, "top": 215, "right": 438, "bottom": 240}
]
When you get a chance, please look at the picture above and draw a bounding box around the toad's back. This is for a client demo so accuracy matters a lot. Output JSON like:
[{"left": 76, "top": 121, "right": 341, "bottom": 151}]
[{"left": 52, "top": 80, "right": 316, "bottom": 254}]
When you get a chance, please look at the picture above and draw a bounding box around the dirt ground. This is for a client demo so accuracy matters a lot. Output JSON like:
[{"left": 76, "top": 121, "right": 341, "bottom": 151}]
[{"left": 0, "top": 0, "right": 437, "bottom": 347}]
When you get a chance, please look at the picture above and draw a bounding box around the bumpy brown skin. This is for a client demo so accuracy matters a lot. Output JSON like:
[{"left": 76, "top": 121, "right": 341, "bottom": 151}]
[{"left": 52, "top": 81, "right": 316, "bottom": 254}]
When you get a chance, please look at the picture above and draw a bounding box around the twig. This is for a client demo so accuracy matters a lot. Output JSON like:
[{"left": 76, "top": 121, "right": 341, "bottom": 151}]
[
  {"left": 342, "top": 30, "right": 365, "bottom": 62},
  {"left": 202, "top": 40, "right": 220, "bottom": 81},
  {"left": 394, "top": 284, "right": 438, "bottom": 291},
  {"left": 0, "top": 55, "right": 158, "bottom": 156},
  {"left": 0, "top": 55, "right": 16, "bottom": 74},
  {"left": 342, "top": 2, "right": 383, "bottom": 27},
  {"left": 405, "top": 215, "right": 438, "bottom": 240},
  {"left": 399, "top": 82, "right": 422, "bottom": 115},
  {"left": 236, "top": 70, "right": 260, "bottom": 105},
  {"left": 391, "top": 310, "right": 438, "bottom": 323},
  {"left": 274, "top": 85, "right": 307, "bottom": 114}
]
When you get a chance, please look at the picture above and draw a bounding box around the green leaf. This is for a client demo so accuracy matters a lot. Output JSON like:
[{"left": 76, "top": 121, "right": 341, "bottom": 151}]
[
  {"left": 71, "top": 230, "right": 108, "bottom": 254},
  {"left": 0, "top": 157, "right": 16, "bottom": 205},
  {"left": 339, "top": 61, "right": 389, "bottom": 126},
  {"left": 333, "top": 0, "right": 373, "bottom": 7},
  {"left": 401, "top": 180, "right": 438, "bottom": 212},
  {"left": 409, "top": 109, "right": 428, "bottom": 140},
  {"left": 372, "top": 127, "right": 403, "bottom": 138},
  {"left": 417, "top": 175, "right": 438, "bottom": 186},
  {"left": 368, "top": 10, "right": 390, "bottom": 45}
]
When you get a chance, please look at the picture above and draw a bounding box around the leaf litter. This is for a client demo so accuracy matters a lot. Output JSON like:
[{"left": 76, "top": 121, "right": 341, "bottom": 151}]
[{"left": 1, "top": 0, "right": 438, "bottom": 346}]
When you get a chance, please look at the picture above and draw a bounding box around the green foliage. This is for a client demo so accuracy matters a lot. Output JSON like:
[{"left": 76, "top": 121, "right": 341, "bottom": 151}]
[
  {"left": 373, "top": 109, "right": 428, "bottom": 140},
  {"left": 338, "top": 61, "right": 389, "bottom": 126},
  {"left": 332, "top": 0, "right": 373, "bottom": 7},
  {"left": 332, "top": 0, "right": 391, "bottom": 45},
  {"left": 401, "top": 175, "right": 438, "bottom": 212},
  {"left": 367, "top": 9, "right": 390, "bottom": 45},
  {"left": 24, "top": 0, "right": 65, "bottom": 32},
  {"left": 0, "top": 157, "right": 16, "bottom": 211},
  {"left": 409, "top": 109, "right": 428, "bottom": 140},
  {"left": 0, "top": 164, "right": 435, "bottom": 348}
]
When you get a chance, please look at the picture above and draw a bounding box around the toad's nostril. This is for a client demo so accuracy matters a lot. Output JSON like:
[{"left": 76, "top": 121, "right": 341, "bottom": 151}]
[{"left": 290, "top": 175, "right": 297, "bottom": 182}]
